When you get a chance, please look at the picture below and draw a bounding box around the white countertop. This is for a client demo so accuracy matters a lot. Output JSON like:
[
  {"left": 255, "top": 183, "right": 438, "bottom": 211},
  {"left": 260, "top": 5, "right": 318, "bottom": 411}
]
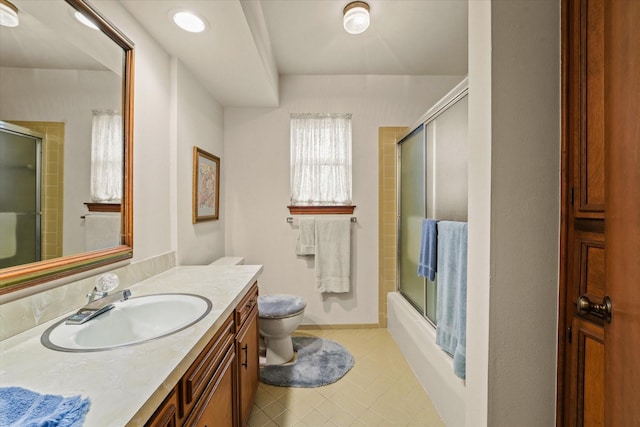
[{"left": 0, "top": 264, "right": 263, "bottom": 426}]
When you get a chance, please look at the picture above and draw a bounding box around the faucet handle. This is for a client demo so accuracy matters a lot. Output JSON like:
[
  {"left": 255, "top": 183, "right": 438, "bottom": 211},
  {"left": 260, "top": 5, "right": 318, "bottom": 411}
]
[{"left": 95, "top": 273, "right": 119, "bottom": 293}]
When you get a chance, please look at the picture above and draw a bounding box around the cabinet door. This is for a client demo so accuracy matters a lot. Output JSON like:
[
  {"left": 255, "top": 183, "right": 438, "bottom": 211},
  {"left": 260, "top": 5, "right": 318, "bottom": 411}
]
[
  {"left": 236, "top": 306, "right": 259, "bottom": 427},
  {"left": 182, "top": 314, "right": 235, "bottom": 419},
  {"left": 145, "top": 389, "right": 179, "bottom": 427},
  {"left": 184, "top": 346, "right": 236, "bottom": 427}
]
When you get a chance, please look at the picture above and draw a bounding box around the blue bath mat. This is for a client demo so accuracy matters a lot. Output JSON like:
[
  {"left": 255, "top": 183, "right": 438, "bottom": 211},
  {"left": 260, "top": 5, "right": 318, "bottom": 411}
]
[
  {"left": 260, "top": 336, "right": 354, "bottom": 388},
  {"left": 0, "top": 386, "right": 91, "bottom": 427}
]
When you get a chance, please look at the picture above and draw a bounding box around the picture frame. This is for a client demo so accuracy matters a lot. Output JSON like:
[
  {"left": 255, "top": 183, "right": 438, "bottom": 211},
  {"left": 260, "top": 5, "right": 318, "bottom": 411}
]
[{"left": 192, "top": 146, "right": 220, "bottom": 223}]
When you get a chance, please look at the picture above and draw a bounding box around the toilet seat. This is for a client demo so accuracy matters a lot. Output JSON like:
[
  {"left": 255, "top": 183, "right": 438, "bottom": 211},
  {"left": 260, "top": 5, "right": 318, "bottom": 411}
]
[
  {"left": 258, "top": 294, "right": 306, "bottom": 319},
  {"left": 257, "top": 294, "right": 306, "bottom": 365}
]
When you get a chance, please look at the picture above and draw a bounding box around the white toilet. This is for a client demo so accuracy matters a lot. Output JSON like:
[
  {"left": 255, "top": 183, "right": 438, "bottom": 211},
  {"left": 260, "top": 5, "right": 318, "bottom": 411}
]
[{"left": 258, "top": 294, "right": 306, "bottom": 365}]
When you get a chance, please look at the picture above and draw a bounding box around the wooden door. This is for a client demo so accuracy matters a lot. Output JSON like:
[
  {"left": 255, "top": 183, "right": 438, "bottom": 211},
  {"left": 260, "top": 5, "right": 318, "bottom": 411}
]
[
  {"left": 558, "top": 0, "right": 640, "bottom": 425},
  {"left": 604, "top": 0, "right": 640, "bottom": 424}
]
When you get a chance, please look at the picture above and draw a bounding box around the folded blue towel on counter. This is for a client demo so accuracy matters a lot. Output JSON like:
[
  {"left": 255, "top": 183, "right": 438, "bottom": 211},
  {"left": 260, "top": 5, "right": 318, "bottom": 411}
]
[
  {"left": 0, "top": 386, "right": 91, "bottom": 427},
  {"left": 417, "top": 219, "right": 438, "bottom": 281}
]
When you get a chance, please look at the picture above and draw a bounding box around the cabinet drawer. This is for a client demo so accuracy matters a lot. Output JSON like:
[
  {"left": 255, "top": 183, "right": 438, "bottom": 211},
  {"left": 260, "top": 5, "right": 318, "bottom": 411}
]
[
  {"left": 235, "top": 283, "right": 258, "bottom": 329},
  {"left": 181, "top": 313, "right": 234, "bottom": 417}
]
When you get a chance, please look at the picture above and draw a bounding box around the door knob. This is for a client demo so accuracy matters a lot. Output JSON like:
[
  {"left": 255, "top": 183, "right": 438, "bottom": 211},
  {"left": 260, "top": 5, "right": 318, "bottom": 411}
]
[{"left": 577, "top": 295, "right": 612, "bottom": 323}]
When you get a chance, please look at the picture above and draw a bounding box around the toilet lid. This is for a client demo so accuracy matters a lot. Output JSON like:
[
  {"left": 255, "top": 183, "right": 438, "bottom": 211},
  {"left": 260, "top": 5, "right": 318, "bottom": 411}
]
[{"left": 258, "top": 294, "right": 306, "bottom": 318}]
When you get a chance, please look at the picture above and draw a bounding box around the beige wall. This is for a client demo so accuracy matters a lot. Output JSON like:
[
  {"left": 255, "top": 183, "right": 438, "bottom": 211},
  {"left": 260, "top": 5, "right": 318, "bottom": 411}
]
[
  {"left": 96, "top": 1, "right": 227, "bottom": 267},
  {"left": 174, "top": 60, "right": 226, "bottom": 266},
  {"left": 467, "top": 1, "right": 560, "bottom": 425},
  {"left": 224, "top": 75, "right": 463, "bottom": 327}
]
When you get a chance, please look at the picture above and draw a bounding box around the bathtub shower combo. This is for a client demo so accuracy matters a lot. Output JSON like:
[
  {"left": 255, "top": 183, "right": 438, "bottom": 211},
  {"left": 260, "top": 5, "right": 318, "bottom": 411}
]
[{"left": 389, "top": 78, "right": 468, "bottom": 427}]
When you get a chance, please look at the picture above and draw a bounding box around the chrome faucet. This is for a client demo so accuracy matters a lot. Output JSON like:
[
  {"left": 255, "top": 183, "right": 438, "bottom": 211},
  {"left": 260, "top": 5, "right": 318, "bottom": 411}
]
[
  {"left": 66, "top": 288, "right": 131, "bottom": 325},
  {"left": 86, "top": 288, "right": 109, "bottom": 303},
  {"left": 66, "top": 273, "right": 131, "bottom": 325}
]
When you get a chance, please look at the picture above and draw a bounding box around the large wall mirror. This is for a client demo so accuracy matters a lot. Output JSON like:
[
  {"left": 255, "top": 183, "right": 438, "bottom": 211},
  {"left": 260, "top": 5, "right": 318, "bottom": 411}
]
[{"left": 0, "top": 0, "right": 133, "bottom": 293}]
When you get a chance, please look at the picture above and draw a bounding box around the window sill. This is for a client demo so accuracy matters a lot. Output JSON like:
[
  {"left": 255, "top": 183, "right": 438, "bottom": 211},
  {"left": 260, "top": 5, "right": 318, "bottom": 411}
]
[
  {"left": 287, "top": 205, "right": 356, "bottom": 215},
  {"left": 85, "top": 202, "right": 121, "bottom": 213}
]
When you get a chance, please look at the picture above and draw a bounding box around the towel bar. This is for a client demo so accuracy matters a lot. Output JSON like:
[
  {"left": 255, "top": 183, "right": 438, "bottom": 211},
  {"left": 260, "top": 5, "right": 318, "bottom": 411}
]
[{"left": 287, "top": 216, "right": 357, "bottom": 224}]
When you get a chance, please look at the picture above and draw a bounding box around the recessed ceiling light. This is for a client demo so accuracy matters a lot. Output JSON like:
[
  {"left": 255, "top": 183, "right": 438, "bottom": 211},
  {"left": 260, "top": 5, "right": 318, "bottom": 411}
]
[
  {"left": 171, "top": 9, "right": 207, "bottom": 33},
  {"left": 343, "top": 1, "right": 370, "bottom": 35},
  {"left": 0, "top": 0, "right": 19, "bottom": 28},
  {"left": 74, "top": 11, "right": 99, "bottom": 30}
]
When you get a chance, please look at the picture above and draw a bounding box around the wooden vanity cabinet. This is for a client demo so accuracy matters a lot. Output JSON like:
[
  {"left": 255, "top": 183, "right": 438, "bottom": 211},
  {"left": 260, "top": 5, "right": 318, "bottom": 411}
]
[
  {"left": 145, "top": 313, "right": 235, "bottom": 427},
  {"left": 145, "top": 282, "right": 260, "bottom": 427},
  {"left": 234, "top": 284, "right": 259, "bottom": 427}
]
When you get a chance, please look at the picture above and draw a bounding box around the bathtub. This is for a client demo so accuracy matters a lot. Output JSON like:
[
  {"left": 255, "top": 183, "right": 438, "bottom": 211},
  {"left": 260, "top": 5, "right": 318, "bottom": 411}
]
[{"left": 387, "top": 291, "right": 465, "bottom": 426}]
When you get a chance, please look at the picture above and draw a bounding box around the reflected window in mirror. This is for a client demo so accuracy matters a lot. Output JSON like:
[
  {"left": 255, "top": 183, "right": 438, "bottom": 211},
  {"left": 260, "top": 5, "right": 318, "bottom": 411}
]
[{"left": 91, "top": 109, "right": 122, "bottom": 203}]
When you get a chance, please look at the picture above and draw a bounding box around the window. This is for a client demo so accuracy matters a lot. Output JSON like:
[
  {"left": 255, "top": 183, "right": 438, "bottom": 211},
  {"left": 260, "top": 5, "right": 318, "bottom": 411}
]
[
  {"left": 290, "top": 113, "right": 352, "bottom": 207},
  {"left": 90, "top": 110, "right": 122, "bottom": 203}
]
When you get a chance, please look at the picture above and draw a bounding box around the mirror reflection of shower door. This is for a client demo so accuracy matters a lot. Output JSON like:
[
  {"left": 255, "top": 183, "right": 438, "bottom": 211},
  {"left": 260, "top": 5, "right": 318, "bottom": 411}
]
[
  {"left": 0, "top": 127, "right": 42, "bottom": 268},
  {"left": 398, "top": 125, "right": 428, "bottom": 318}
]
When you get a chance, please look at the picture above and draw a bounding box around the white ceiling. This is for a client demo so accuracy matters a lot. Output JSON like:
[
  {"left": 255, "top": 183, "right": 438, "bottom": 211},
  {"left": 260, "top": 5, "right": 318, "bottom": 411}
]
[
  {"left": 1, "top": 0, "right": 123, "bottom": 74},
  {"left": 0, "top": 0, "right": 467, "bottom": 107},
  {"left": 120, "top": 0, "right": 468, "bottom": 107}
]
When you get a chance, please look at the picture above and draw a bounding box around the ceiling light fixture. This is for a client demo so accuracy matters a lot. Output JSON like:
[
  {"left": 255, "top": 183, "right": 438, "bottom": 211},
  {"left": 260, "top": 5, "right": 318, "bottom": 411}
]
[
  {"left": 343, "top": 1, "right": 369, "bottom": 35},
  {"left": 0, "top": 0, "right": 19, "bottom": 28},
  {"left": 171, "top": 10, "right": 207, "bottom": 33},
  {"left": 74, "top": 11, "right": 99, "bottom": 30}
]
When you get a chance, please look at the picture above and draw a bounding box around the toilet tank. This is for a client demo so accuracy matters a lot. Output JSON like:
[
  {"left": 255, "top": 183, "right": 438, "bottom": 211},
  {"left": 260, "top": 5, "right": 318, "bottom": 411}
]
[{"left": 209, "top": 257, "right": 245, "bottom": 266}]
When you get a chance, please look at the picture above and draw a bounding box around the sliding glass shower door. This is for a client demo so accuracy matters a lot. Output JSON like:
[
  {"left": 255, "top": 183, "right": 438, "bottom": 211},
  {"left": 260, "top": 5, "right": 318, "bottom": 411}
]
[
  {"left": 398, "top": 125, "right": 431, "bottom": 320},
  {"left": 397, "top": 89, "right": 469, "bottom": 326},
  {"left": 0, "top": 126, "right": 42, "bottom": 268}
]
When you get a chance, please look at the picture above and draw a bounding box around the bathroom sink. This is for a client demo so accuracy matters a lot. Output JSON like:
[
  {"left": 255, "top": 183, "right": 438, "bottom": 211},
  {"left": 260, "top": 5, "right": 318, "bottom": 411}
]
[{"left": 41, "top": 293, "right": 212, "bottom": 352}]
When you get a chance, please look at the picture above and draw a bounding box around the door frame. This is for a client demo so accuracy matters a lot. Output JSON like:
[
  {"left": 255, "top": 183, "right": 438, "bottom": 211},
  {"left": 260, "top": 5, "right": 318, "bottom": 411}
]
[{"left": 556, "top": 0, "right": 572, "bottom": 423}]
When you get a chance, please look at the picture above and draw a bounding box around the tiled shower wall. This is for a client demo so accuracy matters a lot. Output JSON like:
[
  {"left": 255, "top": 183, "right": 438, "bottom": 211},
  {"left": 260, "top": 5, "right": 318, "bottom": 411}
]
[{"left": 378, "top": 127, "right": 407, "bottom": 327}]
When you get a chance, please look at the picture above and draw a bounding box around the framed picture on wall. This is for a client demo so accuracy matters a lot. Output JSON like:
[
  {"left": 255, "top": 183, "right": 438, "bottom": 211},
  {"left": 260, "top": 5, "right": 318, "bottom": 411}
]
[{"left": 192, "top": 146, "right": 220, "bottom": 223}]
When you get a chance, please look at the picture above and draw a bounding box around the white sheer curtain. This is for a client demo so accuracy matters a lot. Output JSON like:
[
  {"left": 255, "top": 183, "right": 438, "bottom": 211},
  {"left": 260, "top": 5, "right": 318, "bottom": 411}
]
[
  {"left": 90, "top": 110, "right": 122, "bottom": 202},
  {"left": 290, "top": 113, "right": 352, "bottom": 205}
]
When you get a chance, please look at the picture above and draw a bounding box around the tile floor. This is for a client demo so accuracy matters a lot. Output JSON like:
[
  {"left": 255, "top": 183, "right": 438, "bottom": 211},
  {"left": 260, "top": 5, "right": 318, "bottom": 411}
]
[{"left": 248, "top": 328, "right": 445, "bottom": 427}]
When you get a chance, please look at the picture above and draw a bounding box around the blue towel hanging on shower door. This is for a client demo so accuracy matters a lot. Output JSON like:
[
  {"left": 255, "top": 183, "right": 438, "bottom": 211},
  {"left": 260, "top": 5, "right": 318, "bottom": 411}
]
[
  {"left": 435, "top": 221, "right": 468, "bottom": 380},
  {"left": 417, "top": 219, "right": 438, "bottom": 281}
]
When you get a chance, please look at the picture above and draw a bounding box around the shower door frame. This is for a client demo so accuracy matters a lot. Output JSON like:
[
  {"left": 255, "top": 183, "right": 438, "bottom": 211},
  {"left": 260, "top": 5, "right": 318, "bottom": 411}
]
[
  {"left": 0, "top": 122, "right": 43, "bottom": 266},
  {"left": 397, "top": 124, "right": 430, "bottom": 322},
  {"left": 396, "top": 78, "right": 469, "bottom": 326}
]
